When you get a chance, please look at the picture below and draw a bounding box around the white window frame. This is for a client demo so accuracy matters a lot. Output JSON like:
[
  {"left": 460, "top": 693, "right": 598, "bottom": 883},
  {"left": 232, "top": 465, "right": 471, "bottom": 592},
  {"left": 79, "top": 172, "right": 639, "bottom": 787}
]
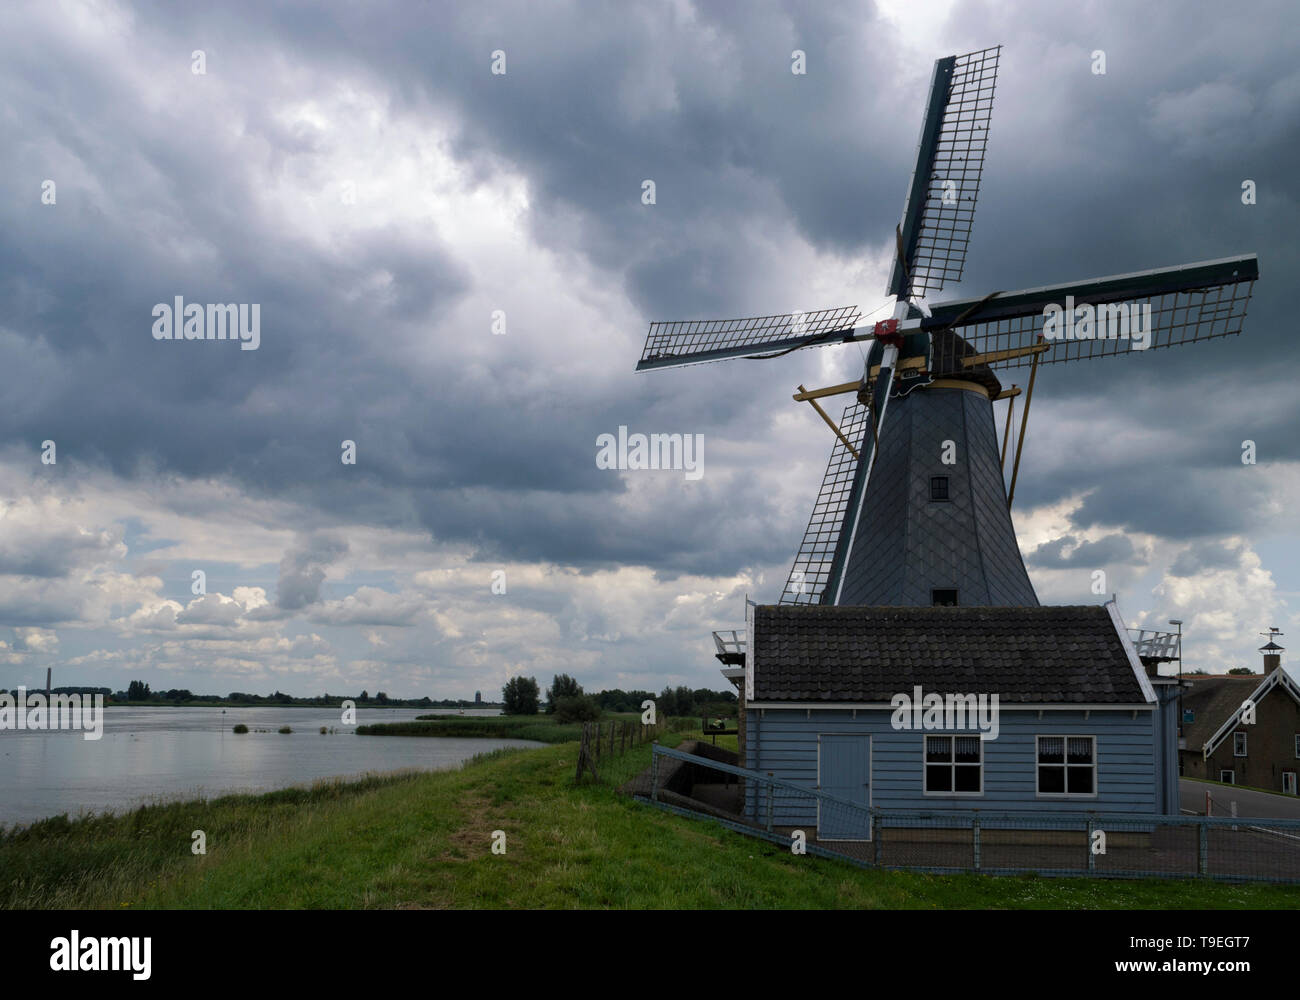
[
  {"left": 1220, "top": 769, "right": 1235, "bottom": 784},
  {"left": 1284, "top": 772, "right": 1297, "bottom": 796},
  {"left": 1234, "top": 731, "right": 1248, "bottom": 757},
  {"left": 1036, "top": 735, "right": 1099, "bottom": 799},
  {"left": 922, "top": 734, "right": 984, "bottom": 797}
]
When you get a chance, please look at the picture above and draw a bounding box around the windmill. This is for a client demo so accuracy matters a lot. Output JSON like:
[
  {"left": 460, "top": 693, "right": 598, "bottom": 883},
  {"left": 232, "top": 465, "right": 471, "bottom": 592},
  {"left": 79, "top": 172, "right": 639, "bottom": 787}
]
[{"left": 634, "top": 45, "right": 1257, "bottom": 609}]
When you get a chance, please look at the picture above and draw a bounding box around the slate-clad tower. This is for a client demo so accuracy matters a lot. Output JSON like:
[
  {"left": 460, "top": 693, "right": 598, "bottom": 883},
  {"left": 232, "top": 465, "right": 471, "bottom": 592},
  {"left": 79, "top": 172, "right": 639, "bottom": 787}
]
[
  {"left": 831, "top": 387, "right": 1038, "bottom": 607},
  {"left": 827, "top": 332, "right": 1038, "bottom": 606}
]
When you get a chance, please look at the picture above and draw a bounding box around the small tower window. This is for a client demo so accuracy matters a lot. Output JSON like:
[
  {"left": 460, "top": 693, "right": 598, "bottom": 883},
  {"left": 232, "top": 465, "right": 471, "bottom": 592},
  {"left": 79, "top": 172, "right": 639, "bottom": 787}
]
[
  {"left": 932, "top": 589, "right": 958, "bottom": 607},
  {"left": 930, "top": 476, "right": 950, "bottom": 501}
]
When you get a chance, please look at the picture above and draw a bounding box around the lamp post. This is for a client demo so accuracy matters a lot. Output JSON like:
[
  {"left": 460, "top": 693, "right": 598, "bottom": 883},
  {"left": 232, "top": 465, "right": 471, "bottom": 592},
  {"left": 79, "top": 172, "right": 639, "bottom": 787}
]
[{"left": 1169, "top": 619, "right": 1183, "bottom": 752}]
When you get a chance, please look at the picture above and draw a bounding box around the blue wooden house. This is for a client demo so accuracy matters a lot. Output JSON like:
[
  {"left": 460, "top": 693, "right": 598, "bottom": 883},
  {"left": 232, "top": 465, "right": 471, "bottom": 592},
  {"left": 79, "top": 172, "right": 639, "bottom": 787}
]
[{"left": 734, "top": 601, "right": 1181, "bottom": 834}]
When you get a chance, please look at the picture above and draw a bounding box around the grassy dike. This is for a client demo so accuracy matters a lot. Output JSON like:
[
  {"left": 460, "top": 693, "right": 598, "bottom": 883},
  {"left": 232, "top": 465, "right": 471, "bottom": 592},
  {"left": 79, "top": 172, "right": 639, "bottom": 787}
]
[
  {"left": 3, "top": 732, "right": 1299, "bottom": 909},
  {"left": 354, "top": 714, "right": 586, "bottom": 743}
]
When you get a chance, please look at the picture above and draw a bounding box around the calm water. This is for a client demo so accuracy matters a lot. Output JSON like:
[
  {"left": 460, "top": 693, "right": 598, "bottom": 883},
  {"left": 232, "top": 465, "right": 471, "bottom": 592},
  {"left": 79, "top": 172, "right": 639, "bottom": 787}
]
[{"left": 0, "top": 706, "right": 541, "bottom": 828}]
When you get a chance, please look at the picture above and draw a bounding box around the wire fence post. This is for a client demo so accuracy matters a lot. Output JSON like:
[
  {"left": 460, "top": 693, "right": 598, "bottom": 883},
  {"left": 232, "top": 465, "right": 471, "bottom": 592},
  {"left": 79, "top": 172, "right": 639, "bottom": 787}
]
[
  {"left": 650, "top": 744, "right": 660, "bottom": 802},
  {"left": 972, "top": 814, "right": 981, "bottom": 871},
  {"left": 1199, "top": 821, "right": 1209, "bottom": 876},
  {"left": 1087, "top": 817, "right": 1096, "bottom": 873},
  {"left": 873, "top": 811, "right": 882, "bottom": 865},
  {"left": 765, "top": 773, "right": 775, "bottom": 832}
]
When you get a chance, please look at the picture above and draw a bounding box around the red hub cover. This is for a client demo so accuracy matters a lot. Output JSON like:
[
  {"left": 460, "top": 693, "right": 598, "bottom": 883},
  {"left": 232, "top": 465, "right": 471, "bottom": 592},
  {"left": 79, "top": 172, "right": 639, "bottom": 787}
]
[{"left": 872, "top": 318, "right": 903, "bottom": 348}]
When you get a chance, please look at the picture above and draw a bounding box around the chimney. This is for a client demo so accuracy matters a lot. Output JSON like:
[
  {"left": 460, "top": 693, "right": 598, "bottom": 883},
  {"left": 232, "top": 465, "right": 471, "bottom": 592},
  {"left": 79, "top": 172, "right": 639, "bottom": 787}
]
[{"left": 1259, "top": 628, "right": 1285, "bottom": 674}]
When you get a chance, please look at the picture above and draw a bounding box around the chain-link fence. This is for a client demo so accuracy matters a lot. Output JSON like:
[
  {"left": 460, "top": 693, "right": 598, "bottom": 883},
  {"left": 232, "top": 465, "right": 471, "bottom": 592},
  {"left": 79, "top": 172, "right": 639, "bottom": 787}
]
[{"left": 639, "top": 743, "right": 1300, "bottom": 883}]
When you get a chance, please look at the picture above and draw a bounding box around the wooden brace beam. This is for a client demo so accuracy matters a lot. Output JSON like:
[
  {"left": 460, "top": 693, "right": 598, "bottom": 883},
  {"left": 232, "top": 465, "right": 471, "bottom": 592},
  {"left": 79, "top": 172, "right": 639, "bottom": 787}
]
[{"left": 797, "top": 385, "right": 860, "bottom": 459}]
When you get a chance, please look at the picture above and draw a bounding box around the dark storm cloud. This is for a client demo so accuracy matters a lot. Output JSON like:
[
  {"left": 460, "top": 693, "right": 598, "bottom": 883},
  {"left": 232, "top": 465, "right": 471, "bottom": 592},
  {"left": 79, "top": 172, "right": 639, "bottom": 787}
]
[
  {"left": 1, "top": 0, "right": 1296, "bottom": 583},
  {"left": 275, "top": 534, "right": 349, "bottom": 610},
  {"left": 0, "top": 524, "right": 119, "bottom": 578},
  {"left": 1026, "top": 533, "right": 1135, "bottom": 570},
  {"left": 1169, "top": 540, "right": 1243, "bottom": 577}
]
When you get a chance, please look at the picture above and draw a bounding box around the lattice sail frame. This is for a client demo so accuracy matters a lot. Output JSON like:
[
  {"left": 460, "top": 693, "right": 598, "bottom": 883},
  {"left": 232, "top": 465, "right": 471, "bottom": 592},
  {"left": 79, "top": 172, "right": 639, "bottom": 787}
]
[
  {"left": 924, "top": 257, "right": 1257, "bottom": 373},
  {"left": 638, "top": 305, "right": 861, "bottom": 370},
  {"left": 781, "top": 402, "right": 869, "bottom": 605},
  {"left": 903, "top": 45, "right": 1000, "bottom": 300}
]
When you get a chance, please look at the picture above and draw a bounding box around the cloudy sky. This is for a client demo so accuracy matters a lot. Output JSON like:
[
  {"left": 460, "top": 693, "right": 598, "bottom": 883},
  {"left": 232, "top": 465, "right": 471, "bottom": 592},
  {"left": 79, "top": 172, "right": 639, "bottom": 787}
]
[{"left": 1, "top": 0, "right": 1296, "bottom": 700}]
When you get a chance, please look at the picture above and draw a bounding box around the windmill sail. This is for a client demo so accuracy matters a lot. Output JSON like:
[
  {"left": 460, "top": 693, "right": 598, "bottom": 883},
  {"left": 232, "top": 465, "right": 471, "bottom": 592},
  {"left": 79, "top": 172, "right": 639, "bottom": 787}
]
[
  {"left": 781, "top": 402, "right": 870, "bottom": 604},
  {"left": 890, "top": 45, "right": 1001, "bottom": 301},
  {"left": 923, "top": 254, "right": 1257, "bottom": 371},
  {"left": 636, "top": 305, "right": 862, "bottom": 372}
]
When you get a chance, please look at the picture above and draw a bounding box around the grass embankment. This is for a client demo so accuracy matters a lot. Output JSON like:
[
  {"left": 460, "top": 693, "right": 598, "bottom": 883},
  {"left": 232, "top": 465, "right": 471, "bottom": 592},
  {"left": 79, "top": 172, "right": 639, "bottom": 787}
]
[
  {"left": 3, "top": 733, "right": 1298, "bottom": 909},
  {"left": 355, "top": 714, "right": 583, "bottom": 744},
  {"left": 355, "top": 712, "right": 694, "bottom": 746}
]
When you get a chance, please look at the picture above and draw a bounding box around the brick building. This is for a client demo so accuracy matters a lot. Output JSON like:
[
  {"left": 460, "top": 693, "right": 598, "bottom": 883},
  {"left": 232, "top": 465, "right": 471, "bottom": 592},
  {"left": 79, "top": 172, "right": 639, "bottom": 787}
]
[{"left": 1179, "top": 636, "right": 1300, "bottom": 795}]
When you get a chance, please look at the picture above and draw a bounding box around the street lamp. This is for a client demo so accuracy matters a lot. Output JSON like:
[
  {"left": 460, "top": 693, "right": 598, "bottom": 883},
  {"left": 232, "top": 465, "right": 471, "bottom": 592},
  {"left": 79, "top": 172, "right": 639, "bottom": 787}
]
[{"left": 1169, "top": 619, "right": 1183, "bottom": 751}]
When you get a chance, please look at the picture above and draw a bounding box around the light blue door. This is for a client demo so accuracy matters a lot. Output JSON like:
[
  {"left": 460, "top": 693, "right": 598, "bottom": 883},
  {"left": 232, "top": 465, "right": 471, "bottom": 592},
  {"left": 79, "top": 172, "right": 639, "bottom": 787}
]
[{"left": 819, "top": 734, "right": 871, "bottom": 840}]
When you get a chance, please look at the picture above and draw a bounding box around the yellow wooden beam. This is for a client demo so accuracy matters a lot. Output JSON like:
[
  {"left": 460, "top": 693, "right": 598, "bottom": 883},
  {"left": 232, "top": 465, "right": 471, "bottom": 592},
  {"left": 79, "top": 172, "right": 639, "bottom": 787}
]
[
  {"left": 797, "top": 385, "right": 860, "bottom": 460},
  {"left": 792, "top": 380, "right": 860, "bottom": 403},
  {"left": 873, "top": 355, "right": 928, "bottom": 377},
  {"left": 993, "top": 386, "right": 1022, "bottom": 401},
  {"left": 1007, "top": 355, "right": 1041, "bottom": 509},
  {"left": 961, "top": 342, "right": 1051, "bottom": 368}
]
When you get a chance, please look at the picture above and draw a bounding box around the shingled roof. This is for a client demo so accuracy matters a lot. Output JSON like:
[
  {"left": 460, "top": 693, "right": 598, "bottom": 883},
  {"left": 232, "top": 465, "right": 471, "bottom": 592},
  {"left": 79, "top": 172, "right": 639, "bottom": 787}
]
[
  {"left": 751, "top": 604, "right": 1151, "bottom": 704},
  {"left": 1179, "top": 675, "right": 1262, "bottom": 751}
]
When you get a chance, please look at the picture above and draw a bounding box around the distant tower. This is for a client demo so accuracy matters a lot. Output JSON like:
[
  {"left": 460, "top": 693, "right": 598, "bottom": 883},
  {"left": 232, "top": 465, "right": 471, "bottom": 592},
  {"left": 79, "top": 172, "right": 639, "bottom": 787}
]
[
  {"left": 1259, "top": 627, "right": 1285, "bottom": 674},
  {"left": 474, "top": 690, "right": 482, "bottom": 705}
]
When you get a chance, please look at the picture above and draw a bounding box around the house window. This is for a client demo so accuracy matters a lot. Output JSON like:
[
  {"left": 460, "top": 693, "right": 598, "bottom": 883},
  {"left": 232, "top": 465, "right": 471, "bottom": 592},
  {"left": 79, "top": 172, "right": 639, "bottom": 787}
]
[
  {"left": 1037, "top": 736, "right": 1096, "bottom": 797},
  {"left": 1183, "top": 709, "right": 1195, "bottom": 724},
  {"left": 932, "top": 589, "right": 958, "bottom": 607},
  {"left": 1284, "top": 772, "right": 1298, "bottom": 796},
  {"left": 1220, "top": 770, "right": 1235, "bottom": 784},
  {"left": 1234, "top": 732, "right": 1247, "bottom": 757},
  {"left": 929, "top": 476, "right": 950, "bottom": 501},
  {"left": 924, "top": 735, "right": 982, "bottom": 795}
]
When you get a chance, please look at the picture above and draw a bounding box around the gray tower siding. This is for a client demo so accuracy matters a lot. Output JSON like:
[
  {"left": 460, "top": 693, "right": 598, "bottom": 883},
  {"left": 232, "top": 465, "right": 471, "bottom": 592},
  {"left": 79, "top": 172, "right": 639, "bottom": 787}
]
[{"left": 835, "top": 386, "right": 1038, "bottom": 607}]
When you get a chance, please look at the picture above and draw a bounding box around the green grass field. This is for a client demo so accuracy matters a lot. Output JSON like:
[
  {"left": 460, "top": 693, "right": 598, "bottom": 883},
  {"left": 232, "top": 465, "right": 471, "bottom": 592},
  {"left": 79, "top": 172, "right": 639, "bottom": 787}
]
[{"left": 3, "top": 732, "right": 1298, "bottom": 909}]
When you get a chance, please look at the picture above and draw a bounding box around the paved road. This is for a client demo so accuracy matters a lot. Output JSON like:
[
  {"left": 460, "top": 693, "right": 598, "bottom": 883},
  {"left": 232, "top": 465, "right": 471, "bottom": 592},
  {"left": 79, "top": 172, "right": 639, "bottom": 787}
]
[{"left": 1180, "top": 778, "right": 1300, "bottom": 818}]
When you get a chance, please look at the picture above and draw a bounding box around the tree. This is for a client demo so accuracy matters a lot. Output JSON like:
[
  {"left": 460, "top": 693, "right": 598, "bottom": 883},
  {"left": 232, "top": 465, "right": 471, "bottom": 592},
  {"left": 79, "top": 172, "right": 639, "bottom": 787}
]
[
  {"left": 359, "top": 690, "right": 369, "bottom": 702},
  {"left": 127, "top": 680, "right": 152, "bottom": 701},
  {"left": 1227, "top": 667, "right": 1255, "bottom": 675},
  {"left": 545, "top": 673, "right": 582, "bottom": 712},
  {"left": 502, "top": 676, "right": 540, "bottom": 715},
  {"left": 553, "top": 694, "right": 601, "bottom": 723}
]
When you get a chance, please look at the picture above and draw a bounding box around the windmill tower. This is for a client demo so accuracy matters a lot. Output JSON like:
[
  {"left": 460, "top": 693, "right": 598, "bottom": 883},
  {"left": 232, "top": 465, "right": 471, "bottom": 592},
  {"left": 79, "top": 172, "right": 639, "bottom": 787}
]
[{"left": 636, "top": 46, "right": 1257, "bottom": 607}]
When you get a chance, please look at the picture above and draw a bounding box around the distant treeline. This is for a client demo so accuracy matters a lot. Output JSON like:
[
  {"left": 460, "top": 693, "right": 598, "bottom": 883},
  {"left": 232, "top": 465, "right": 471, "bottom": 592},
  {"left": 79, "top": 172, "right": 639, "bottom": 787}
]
[
  {"left": 590, "top": 687, "right": 738, "bottom": 716},
  {"left": 8, "top": 680, "right": 497, "bottom": 709},
  {"left": 501, "top": 673, "right": 739, "bottom": 719},
  {"left": 3, "top": 686, "right": 112, "bottom": 698}
]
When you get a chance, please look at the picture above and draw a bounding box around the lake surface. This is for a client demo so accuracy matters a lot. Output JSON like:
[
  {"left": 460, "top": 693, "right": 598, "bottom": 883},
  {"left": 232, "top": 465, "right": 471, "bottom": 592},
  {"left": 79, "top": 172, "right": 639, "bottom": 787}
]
[{"left": 0, "top": 706, "right": 541, "bottom": 828}]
